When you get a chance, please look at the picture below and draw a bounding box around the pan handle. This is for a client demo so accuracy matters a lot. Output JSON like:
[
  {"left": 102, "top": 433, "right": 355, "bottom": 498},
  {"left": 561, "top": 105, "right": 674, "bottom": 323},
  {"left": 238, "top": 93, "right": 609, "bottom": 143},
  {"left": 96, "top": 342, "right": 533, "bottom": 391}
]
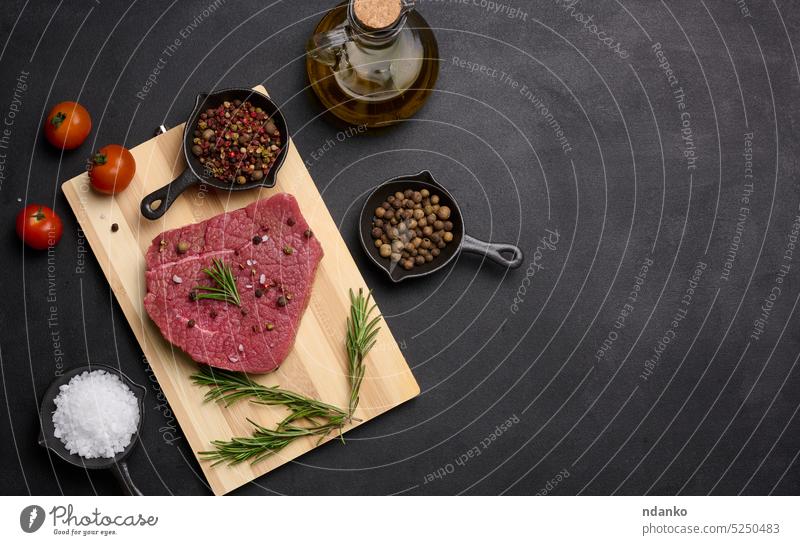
[
  {"left": 461, "top": 234, "right": 524, "bottom": 268},
  {"left": 111, "top": 460, "right": 143, "bottom": 496},
  {"left": 140, "top": 168, "right": 197, "bottom": 220},
  {"left": 193, "top": 92, "right": 209, "bottom": 110}
]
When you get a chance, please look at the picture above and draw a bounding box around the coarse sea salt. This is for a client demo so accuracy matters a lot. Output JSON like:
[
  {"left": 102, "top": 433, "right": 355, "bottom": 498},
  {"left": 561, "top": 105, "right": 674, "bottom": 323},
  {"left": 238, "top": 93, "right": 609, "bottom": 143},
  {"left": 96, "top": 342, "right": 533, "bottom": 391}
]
[{"left": 52, "top": 370, "right": 139, "bottom": 459}]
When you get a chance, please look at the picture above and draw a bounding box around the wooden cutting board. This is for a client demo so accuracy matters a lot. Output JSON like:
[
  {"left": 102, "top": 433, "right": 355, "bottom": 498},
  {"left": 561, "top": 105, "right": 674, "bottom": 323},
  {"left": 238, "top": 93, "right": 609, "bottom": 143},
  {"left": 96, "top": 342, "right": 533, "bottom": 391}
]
[{"left": 61, "top": 86, "right": 419, "bottom": 495}]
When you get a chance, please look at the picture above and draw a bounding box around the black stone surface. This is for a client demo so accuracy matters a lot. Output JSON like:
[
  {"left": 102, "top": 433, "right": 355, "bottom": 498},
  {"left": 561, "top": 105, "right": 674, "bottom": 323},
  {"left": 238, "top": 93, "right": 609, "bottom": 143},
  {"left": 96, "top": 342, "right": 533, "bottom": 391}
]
[{"left": 1, "top": 0, "right": 799, "bottom": 495}]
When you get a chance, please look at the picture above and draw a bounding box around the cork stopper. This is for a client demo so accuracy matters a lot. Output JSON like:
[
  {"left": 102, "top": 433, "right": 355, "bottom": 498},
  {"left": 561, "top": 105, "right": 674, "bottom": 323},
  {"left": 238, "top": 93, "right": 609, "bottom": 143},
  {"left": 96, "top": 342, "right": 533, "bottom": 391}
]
[{"left": 353, "top": 0, "right": 402, "bottom": 30}]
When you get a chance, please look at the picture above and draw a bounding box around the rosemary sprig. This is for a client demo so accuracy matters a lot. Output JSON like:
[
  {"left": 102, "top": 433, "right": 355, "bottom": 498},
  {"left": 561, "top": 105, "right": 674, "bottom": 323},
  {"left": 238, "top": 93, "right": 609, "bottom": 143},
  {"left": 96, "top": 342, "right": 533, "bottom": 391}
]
[
  {"left": 195, "top": 288, "right": 381, "bottom": 466},
  {"left": 201, "top": 420, "right": 342, "bottom": 465},
  {"left": 346, "top": 288, "right": 381, "bottom": 416},
  {"left": 191, "top": 367, "right": 349, "bottom": 429},
  {"left": 193, "top": 369, "right": 351, "bottom": 466},
  {"left": 193, "top": 258, "right": 241, "bottom": 307}
]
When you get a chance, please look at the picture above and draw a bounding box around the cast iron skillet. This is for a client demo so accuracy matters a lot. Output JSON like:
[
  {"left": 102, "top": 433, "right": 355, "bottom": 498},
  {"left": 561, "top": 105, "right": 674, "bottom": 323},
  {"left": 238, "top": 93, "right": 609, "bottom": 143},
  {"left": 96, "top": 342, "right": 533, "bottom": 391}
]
[
  {"left": 360, "top": 170, "right": 524, "bottom": 282},
  {"left": 39, "top": 364, "right": 146, "bottom": 495},
  {"left": 141, "top": 87, "right": 289, "bottom": 220}
]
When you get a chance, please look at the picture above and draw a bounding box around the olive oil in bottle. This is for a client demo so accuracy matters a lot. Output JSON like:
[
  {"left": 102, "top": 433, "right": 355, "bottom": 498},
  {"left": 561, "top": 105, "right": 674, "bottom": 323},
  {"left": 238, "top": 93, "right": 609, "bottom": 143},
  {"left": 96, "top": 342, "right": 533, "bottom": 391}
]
[{"left": 306, "top": 0, "right": 439, "bottom": 128}]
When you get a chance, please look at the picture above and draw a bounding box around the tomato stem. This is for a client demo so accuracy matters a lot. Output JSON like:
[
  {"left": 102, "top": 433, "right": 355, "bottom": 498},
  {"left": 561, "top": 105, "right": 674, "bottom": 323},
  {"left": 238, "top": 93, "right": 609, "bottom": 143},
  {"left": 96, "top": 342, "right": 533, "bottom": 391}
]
[
  {"left": 51, "top": 112, "right": 66, "bottom": 129},
  {"left": 32, "top": 207, "right": 46, "bottom": 222}
]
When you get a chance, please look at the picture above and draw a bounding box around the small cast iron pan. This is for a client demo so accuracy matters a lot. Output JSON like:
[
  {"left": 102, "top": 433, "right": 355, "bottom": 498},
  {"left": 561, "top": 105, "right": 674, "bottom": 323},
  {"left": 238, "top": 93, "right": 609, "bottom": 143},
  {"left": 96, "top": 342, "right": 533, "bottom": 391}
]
[
  {"left": 359, "top": 170, "right": 524, "bottom": 283},
  {"left": 39, "top": 364, "right": 146, "bottom": 495},
  {"left": 141, "top": 87, "right": 289, "bottom": 220}
]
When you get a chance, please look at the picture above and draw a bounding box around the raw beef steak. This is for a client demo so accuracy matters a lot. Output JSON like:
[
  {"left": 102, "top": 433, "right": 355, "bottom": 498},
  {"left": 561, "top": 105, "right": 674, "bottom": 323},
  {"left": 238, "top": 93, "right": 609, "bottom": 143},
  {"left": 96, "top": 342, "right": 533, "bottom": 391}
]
[{"left": 143, "top": 194, "right": 323, "bottom": 373}]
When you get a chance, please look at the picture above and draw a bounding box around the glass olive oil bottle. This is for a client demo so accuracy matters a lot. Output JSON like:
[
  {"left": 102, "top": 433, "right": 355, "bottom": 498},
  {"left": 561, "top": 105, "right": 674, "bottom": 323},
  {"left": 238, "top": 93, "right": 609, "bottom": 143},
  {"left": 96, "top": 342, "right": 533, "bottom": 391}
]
[{"left": 306, "top": 0, "right": 439, "bottom": 128}]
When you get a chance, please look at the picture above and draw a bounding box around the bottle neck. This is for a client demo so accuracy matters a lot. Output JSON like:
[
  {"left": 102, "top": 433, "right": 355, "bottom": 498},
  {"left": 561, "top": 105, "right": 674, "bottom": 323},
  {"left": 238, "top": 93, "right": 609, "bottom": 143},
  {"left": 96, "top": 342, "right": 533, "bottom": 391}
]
[{"left": 347, "top": 0, "right": 411, "bottom": 46}]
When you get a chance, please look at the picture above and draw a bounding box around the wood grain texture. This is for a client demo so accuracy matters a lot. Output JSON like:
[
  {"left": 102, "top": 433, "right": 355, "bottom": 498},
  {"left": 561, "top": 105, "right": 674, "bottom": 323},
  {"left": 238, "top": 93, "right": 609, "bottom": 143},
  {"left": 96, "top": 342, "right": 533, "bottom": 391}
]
[{"left": 61, "top": 86, "right": 419, "bottom": 495}]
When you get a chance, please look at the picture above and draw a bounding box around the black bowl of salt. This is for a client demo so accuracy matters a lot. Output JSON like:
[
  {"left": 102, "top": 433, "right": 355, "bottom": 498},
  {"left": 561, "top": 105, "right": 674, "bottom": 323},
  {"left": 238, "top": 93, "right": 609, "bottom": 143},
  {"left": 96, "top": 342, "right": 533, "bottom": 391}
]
[{"left": 38, "top": 364, "right": 146, "bottom": 495}]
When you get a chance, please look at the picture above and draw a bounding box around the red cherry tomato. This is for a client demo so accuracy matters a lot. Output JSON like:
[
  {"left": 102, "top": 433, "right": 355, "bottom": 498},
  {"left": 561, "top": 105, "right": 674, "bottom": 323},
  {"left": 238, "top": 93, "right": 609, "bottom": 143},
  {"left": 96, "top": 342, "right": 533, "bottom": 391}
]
[
  {"left": 88, "top": 144, "right": 136, "bottom": 194},
  {"left": 44, "top": 101, "right": 92, "bottom": 150},
  {"left": 16, "top": 205, "right": 63, "bottom": 250}
]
